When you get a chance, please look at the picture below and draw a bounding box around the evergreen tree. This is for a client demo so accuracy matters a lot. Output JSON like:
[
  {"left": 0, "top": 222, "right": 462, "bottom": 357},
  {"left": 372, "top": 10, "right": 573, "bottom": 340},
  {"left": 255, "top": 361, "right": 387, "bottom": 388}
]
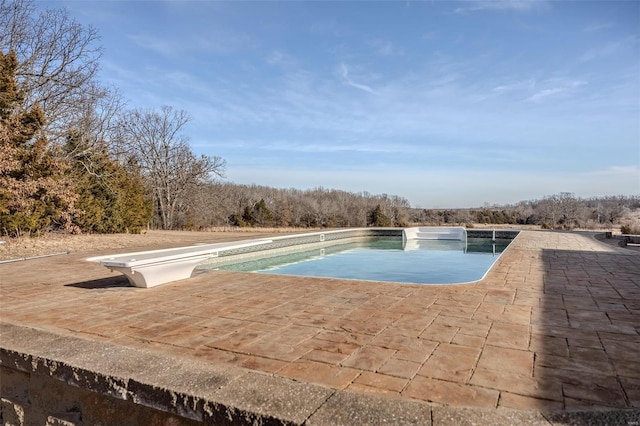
[
  {"left": 252, "top": 198, "right": 274, "bottom": 227},
  {"left": 0, "top": 51, "right": 77, "bottom": 236},
  {"left": 368, "top": 204, "right": 392, "bottom": 227},
  {"left": 65, "top": 131, "right": 152, "bottom": 233}
]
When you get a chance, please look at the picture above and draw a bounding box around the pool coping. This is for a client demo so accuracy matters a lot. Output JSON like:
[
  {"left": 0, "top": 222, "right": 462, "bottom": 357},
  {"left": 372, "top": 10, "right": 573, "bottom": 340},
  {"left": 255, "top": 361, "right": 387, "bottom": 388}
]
[{"left": 195, "top": 228, "right": 520, "bottom": 286}]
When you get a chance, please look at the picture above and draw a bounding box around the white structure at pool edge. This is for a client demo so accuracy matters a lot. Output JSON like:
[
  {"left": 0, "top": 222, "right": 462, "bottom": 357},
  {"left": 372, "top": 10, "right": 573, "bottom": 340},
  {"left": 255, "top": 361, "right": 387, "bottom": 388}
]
[{"left": 86, "top": 239, "right": 272, "bottom": 288}]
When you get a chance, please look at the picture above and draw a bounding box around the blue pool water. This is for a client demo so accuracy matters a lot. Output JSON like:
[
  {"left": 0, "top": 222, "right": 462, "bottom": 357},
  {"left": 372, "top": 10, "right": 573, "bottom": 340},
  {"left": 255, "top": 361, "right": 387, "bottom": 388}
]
[{"left": 206, "top": 237, "right": 512, "bottom": 285}]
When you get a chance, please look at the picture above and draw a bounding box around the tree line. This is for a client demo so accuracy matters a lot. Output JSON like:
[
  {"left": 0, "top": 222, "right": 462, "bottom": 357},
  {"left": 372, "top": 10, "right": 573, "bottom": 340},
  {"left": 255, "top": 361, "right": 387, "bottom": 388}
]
[
  {"left": 180, "top": 186, "right": 638, "bottom": 231},
  {"left": 409, "top": 193, "right": 640, "bottom": 231},
  {"left": 1, "top": 1, "right": 637, "bottom": 237},
  {"left": 182, "top": 183, "right": 411, "bottom": 230}
]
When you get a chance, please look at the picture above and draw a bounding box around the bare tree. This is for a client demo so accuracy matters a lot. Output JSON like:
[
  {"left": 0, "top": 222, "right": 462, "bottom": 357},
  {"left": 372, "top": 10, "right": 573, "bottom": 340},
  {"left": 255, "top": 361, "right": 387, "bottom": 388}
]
[
  {"left": 537, "top": 192, "right": 580, "bottom": 229},
  {"left": 116, "top": 106, "right": 226, "bottom": 230},
  {"left": 68, "top": 83, "right": 125, "bottom": 148},
  {"left": 0, "top": 0, "right": 105, "bottom": 143}
]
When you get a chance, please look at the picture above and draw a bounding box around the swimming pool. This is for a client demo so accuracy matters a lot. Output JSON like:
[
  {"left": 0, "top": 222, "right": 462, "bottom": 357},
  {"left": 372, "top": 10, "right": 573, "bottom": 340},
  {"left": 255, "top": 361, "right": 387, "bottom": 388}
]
[{"left": 197, "top": 234, "right": 515, "bottom": 285}]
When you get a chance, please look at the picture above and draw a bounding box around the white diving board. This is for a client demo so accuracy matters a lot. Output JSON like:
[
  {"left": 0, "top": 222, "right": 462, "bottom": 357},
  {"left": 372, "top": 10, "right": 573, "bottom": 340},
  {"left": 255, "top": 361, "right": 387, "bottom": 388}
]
[{"left": 87, "top": 239, "right": 273, "bottom": 288}]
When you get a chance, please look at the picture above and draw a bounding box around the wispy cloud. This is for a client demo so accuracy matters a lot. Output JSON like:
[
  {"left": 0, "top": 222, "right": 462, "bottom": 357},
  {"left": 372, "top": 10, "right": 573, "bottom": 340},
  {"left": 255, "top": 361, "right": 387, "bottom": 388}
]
[
  {"left": 309, "top": 20, "right": 342, "bottom": 37},
  {"left": 525, "top": 79, "right": 587, "bottom": 103},
  {"left": 370, "top": 39, "right": 401, "bottom": 56},
  {"left": 593, "top": 165, "right": 640, "bottom": 177},
  {"left": 582, "top": 22, "right": 613, "bottom": 33},
  {"left": 266, "top": 50, "right": 297, "bottom": 68},
  {"left": 526, "top": 79, "right": 587, "bottom": 102},
  {"left": 422, "top": 31, "right": 437, "bottom": 41},
  {"left": 491, "top": 78, "right": 587, "bottom": 103},
  {"left": 129, "top": 33, "right": 176, "bottom": 56},
  {"left": 492, "top": 79, "right": 535, "bottom": 93},
  {"left": 526, "top": 87, "right": 565, "bottom": 102},
  {"left": 215, "top": 140, "right": 415, "bottom": 154},
  {"left": 454, "top": 0, "right": 547, "bottom": 14},
  {"left": 579, "top": 40, "right": 624, "bottom": 62},
  {"left": 129, "top": 30, "right": 257, "bottom": 57},
  {"left": 337, "top": 63, "right": 376, "bottom": 94}
]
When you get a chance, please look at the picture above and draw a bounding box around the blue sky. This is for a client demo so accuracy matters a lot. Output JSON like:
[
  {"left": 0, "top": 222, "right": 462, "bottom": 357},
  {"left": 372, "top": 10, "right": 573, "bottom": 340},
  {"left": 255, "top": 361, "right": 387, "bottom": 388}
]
[{"left": 42, "top": 0, "right": 639, "bottom": 208}]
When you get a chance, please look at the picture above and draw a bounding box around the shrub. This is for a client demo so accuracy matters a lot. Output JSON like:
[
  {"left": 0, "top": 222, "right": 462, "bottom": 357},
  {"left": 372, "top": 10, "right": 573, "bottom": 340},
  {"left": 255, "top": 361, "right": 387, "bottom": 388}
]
[
  {"left": 368, "top": 204, "right": 392, "bottom": 227},
  {"left": 621, "top": 224, "right": 640, "bottom": 235}
]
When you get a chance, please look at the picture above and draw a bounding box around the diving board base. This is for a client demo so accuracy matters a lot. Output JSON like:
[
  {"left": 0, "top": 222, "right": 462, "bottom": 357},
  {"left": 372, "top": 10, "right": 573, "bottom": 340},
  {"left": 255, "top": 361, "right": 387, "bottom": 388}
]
[
  {"left": 106, "top": 255, "right": 215, "bottom": 288},
  {"left": 88, "top": 239, "right": 273, "bottom": 288}
]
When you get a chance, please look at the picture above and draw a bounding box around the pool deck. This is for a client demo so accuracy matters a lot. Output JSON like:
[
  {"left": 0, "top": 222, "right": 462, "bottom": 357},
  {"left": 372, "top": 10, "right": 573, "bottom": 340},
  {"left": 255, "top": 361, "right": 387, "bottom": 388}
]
[{"left": 1, "top": 230, "right": 639, "bottom": 424}]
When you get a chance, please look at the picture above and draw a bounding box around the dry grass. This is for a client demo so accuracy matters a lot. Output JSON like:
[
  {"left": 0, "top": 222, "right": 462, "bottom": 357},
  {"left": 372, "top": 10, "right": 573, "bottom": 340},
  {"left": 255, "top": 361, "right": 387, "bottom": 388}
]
[{"left": 0, "top": 228, "right": 308, "bottom": 261}]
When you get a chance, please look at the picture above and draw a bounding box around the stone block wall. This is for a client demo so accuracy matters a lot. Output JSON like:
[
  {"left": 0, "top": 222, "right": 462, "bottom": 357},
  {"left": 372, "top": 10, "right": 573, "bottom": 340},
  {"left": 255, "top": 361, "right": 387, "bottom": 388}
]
[{"left": 1, "top": 365, "right": 199, "bottom": 426}]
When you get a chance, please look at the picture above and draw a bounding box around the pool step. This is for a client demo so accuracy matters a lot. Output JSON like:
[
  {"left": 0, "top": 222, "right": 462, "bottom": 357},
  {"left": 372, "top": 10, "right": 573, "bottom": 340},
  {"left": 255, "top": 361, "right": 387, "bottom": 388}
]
[{"left": 403, "top": 227, "right": 467, "bottom": 242}]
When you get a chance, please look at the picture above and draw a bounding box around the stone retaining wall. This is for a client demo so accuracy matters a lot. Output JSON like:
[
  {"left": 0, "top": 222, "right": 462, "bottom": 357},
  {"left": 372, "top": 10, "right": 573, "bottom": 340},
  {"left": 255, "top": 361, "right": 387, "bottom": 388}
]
[{"left": 1, "top": 363, "right": 198, "bottom": 426}]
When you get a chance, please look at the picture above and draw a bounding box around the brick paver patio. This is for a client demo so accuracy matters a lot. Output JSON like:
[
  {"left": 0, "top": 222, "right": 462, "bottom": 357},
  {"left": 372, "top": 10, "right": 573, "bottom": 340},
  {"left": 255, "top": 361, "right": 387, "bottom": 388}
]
[{"left": 1, "top": 230, "right": 639, "bottom": 414}]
